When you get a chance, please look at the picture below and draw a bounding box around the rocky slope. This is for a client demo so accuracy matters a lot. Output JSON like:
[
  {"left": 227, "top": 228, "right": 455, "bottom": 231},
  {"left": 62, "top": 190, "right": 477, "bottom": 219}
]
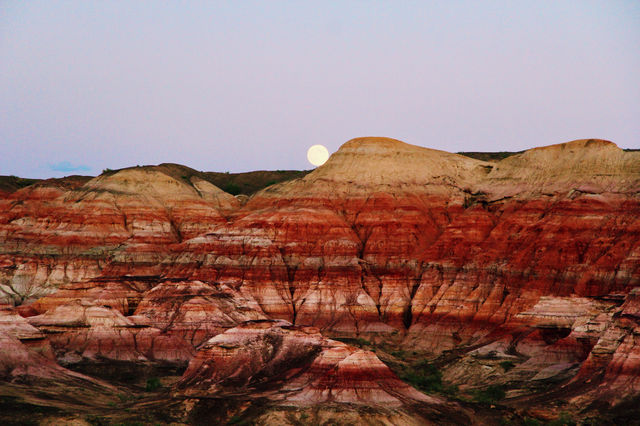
[
  {"left": 0, "top": 137, "right": 639, "bottom": 423},
  {"left": 0, "top": 304, "right": 124, "bottom": 424}
]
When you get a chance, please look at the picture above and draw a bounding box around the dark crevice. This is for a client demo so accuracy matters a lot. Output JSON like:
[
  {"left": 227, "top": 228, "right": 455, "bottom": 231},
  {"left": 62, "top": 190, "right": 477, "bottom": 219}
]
[{"left": 402, "top": 305, "right": 413, "bottom": 330}]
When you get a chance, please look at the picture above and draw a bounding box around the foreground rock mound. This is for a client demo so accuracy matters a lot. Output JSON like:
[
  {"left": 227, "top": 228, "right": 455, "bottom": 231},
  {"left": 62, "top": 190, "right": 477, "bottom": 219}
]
[
  {"left": 177, "top": 320, "right": 471, "bottom": 424},
  {"left": 178, "top": 320, "right": 430, "bottom": 405}
]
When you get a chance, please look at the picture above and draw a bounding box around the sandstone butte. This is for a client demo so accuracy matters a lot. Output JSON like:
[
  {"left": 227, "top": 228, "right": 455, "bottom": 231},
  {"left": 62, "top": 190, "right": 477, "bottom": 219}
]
[{"left": 0, "top": 137, "right": 638, "bottom": 424}]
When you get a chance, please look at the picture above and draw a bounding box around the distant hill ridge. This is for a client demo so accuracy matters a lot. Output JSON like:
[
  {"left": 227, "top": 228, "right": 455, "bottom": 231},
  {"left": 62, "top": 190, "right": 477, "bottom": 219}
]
[
  {"left": 0, "top": 167, "right": 310, "bottom": 196},
  {"left": 2, "top": 140, "right": 638, "bottom": 195}
]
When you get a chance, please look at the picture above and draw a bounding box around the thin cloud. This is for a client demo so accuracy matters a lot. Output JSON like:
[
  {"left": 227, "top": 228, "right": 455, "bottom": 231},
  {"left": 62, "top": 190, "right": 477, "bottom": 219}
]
[{"left": 48, "top": 161, "right": 91, "bottom": 173}]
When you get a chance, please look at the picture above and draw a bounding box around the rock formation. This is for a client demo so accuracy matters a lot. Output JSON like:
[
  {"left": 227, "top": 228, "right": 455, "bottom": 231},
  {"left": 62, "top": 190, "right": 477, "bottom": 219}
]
[
  {"left": 0, "top": 137, "right": 638, "bottom": 423},
  {"left": 177, "top": 320, "right": 471, "bottom": 425},
  {"left": 178, "top": 320, "right": 431, "bottom": 404}
]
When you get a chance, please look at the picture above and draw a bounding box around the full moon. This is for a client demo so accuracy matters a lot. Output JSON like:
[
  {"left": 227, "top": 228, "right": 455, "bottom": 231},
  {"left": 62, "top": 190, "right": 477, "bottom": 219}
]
[{"left": 307, "top": 145, "right": 329, "bottom": 167}]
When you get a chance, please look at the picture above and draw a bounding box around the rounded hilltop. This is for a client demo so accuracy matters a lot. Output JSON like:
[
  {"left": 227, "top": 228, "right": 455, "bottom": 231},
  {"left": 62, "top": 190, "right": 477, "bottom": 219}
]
[
  {"left": 78, "top": 166, "right": 237, "bottom": 206},
  {"left": 255, "top": 136, "right": 490, "bottom": 200},
  {"left": 481, "top": 138, "right": 640, "bottom": 195},
  {"left": 326, "top": 137, "right": 486, "bottom": 179}
]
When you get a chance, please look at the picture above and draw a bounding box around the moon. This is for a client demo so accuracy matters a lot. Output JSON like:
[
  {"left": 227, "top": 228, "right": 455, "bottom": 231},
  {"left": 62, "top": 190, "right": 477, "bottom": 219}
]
[{"left": 307, "top": 145, "right": 329, "bottom": 167}]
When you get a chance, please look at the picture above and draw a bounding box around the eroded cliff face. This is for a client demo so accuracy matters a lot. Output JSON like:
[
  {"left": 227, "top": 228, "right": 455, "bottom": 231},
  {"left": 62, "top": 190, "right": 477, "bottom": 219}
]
[{"left": 0, "top": 137, "right": 639, "bottom": 423}]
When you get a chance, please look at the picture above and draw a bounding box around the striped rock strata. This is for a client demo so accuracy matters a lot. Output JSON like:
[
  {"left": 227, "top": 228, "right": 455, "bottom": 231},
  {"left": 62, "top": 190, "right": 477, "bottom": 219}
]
[{"left": 0, "top": 137, "right": 638, "bottom": 416}]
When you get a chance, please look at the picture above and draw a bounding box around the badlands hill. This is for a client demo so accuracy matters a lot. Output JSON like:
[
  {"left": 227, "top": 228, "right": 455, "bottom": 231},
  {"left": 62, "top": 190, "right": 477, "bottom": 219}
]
[
  {"left": 262, "top": 137, "right": 490, "bottom": 197},
  {"left": 0, "top": 165, "right": 308, "bottom": 198},
  {"left": 0, "top": 137, "right": 639, "bottom": 425}
]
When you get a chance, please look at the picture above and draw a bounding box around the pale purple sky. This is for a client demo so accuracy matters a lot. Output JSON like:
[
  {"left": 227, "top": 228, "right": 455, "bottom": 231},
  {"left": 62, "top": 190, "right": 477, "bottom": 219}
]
[{"left": 1, "top": 1, "right": 639, "bottom": 178}]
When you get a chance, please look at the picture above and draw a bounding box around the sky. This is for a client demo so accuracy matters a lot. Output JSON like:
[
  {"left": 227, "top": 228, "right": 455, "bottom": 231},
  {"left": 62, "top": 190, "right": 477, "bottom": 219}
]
[{"left": 1, "top": 1, "right": 639, "bottom": 178}]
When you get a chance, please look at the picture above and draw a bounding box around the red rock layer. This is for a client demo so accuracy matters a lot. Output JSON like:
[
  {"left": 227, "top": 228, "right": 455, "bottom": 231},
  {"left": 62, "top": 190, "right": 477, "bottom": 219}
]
[
  {"left": 24, "top": 278, "right": 272, "bottom": 364},
  {"left": 133, "top": 280, "right": 268, "bottom": 346},
  {"left": 407, "top": 192, "right": 640, "bottom": 352},
  {"left": 0, "top": 166, "right": 238, "bottom": 305},
  {"left": 27, "top": 299, "right": 194, "bottom": 365}
]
